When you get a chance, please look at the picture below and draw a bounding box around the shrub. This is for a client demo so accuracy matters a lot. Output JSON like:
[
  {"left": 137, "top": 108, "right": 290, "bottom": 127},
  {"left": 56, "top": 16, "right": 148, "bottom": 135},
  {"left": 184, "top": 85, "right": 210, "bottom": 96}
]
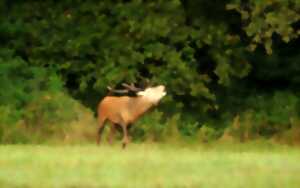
[
  {"left": 271, "top": 118, "right": 300, "bottom": 145},
  {"left": 197, "top": 124, "right": 221, "bottom": 143},
  {"left": 0, "top": 106, "right": 29, "bottom": 143},
  {"left": 131, "top": 110, "right": 164, "bottom": 142},
  {"left": 23, "top": 92, "right": 77, "bottom": 129},
  {"left": 130, "top": 112, "right": 185, "bottom": 143},
  {"left": 161, "top": 113, "right": 183, "bottom": 143},
  {"left": 0, "top": 57, "right": 98, "bottom": 143},
  {"left": 220, "top": 91, "right": 300, "bottom": 143}
]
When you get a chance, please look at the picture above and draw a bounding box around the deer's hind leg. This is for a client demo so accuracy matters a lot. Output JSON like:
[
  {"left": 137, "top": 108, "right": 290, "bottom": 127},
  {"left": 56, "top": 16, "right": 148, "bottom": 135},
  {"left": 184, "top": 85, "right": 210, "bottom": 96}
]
[{"left": 121, "top": 124, "right": 130, "bottom": 149}]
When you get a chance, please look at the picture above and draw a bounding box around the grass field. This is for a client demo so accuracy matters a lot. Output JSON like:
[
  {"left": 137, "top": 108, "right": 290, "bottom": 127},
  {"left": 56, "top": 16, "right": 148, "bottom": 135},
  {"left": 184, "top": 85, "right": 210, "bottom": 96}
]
[{"left": 0, "top": 143, "right": 300, "bottom": 188}]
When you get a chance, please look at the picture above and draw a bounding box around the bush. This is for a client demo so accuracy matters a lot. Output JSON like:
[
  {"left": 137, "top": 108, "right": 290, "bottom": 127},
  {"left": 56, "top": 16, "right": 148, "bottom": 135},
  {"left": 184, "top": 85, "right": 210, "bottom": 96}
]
[
  {"left": 197, "top": 124, "right": 221, "bottom": 143},
  {"left": 220, "top": 91, "right": 300, "bottom": 143},
  {"left": 271, "top": 118, "right": 300, "bottom": 145},
  {"left": 0, "top": 106, "right": 29, "bottom": 143},
  {"left": 0, "top": 57, "right": 98, "bottom": 144},
  {"left": 130, "top": 112, "right": 185, "bottom": 143},
  {"left": 0, "top": 91, "right": 98, "bottom": 144},
  {"left": 131, "top": 110, "right": 164, "bottom": 142},
  {"left": 23, "top": 92, "right": 77, "bottom": 129}
]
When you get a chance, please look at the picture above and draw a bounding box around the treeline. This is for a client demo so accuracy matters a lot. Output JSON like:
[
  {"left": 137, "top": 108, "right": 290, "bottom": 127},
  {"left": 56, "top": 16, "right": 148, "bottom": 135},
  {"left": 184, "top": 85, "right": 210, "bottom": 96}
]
[{"left": 0, "top": 0, "right": 299, "bottom": 144}]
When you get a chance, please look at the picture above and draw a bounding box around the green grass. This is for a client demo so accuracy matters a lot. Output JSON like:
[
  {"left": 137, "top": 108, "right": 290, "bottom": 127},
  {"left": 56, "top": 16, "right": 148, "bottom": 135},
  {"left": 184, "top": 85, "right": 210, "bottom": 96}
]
[{"left": 0, "top": 143, "right": 299, "bottom": 188}]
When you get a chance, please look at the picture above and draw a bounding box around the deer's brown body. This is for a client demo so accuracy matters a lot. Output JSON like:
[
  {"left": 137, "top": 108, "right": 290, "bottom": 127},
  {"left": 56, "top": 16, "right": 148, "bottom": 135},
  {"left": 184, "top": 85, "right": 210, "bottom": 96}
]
[{"left": 97, "top": 85, "right": 166, "bottom": 148}]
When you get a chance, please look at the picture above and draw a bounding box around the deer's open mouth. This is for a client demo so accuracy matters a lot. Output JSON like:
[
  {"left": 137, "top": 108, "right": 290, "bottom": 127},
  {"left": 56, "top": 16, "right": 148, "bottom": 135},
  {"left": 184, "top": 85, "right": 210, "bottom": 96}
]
[{"left": 161, "top": 86, "right": 167, "bottom": 96}]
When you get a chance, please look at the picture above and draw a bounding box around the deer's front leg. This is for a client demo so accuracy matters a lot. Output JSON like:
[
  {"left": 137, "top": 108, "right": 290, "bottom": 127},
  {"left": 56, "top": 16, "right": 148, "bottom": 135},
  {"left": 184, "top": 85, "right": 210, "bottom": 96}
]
[
  {"left": 121, "top": 125, "right": 129, "bottom": 149},
  {"left": 107, "top": 124, "right": 116, "bottom": 145}
]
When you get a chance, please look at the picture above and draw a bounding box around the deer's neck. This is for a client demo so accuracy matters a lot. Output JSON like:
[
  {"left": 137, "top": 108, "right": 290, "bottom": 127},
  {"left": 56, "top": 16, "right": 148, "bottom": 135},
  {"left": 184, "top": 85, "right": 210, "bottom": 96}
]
[{"left": 129, "top": 97, "right": 154, "bottom": 122}]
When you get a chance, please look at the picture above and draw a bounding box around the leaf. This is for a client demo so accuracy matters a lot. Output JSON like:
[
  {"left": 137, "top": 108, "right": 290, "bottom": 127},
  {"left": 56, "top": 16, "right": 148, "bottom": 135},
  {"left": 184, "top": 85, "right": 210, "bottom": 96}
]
[
  {"left": 214, "top": 62, "right": 230, "bottom": 86},
  {"left": 264, "top": 39, "right": 273, "bottom": 55},
  {"left": 226, "top": 4, "right": 239, "bottom": 11}
]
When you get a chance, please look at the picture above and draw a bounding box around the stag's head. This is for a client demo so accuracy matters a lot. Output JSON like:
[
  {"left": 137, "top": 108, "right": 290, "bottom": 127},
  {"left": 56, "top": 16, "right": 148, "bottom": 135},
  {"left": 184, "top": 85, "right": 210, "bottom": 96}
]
[
  {"left": 107, "top": 82, "right": 166, "bottom": 105},
  {"left": 137, "top": 85, "right": 166, "bottom": 105}
]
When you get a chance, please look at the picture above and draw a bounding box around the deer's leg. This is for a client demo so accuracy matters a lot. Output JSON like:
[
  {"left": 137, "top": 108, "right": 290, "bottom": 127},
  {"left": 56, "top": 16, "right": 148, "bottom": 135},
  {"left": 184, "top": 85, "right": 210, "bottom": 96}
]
[
  {"left": 121, "top": 124, "right": 129, "bottom": 149},
  {"left": 107, "top": 124, "right": 116, "bottom": 145},
  {"left": 96, "top": 117, "right": 106, "bottom": 145}
]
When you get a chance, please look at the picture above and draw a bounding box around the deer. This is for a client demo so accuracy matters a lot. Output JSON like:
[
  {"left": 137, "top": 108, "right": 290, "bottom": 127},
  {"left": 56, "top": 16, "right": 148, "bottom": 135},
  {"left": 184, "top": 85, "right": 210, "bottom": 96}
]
[{"left": 97, "top": 83, "right": 166, "bottom": 148}]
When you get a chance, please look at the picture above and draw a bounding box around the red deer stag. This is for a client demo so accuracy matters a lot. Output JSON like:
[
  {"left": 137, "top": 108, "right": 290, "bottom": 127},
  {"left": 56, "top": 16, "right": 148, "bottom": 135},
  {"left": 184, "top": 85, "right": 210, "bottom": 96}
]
[{"left": 97, "top": 83, "right": 166, "bottom": 148}]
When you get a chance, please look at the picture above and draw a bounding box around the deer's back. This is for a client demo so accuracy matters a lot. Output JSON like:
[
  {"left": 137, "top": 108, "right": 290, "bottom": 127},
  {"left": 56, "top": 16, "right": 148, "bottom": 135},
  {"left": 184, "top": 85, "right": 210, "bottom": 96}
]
[{"left": 98, "top": 96, "right": 132, "bottom": 123}]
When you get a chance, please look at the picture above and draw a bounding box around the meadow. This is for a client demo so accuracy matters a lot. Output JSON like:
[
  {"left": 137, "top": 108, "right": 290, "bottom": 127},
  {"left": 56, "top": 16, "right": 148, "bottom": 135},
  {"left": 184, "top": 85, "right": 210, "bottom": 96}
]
[{"left": 0, "top": 143, "right": 299, "bottom": 188}]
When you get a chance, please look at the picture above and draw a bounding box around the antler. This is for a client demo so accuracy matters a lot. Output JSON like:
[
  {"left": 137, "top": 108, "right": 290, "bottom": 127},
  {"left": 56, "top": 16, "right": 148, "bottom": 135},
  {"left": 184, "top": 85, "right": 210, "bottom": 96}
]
[
  {"left": 107, "top": 83, "right": 143, "bottom": 94},
  {"left": 121, "top": 83, "right": 143, "bottom": 92},
  {"left": 107, "top": 86, "right": 129, "bottom": 94}
]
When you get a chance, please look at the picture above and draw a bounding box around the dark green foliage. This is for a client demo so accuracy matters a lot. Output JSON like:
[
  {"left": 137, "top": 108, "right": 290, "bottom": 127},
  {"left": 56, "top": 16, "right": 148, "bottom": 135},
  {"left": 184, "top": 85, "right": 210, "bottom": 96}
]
[
  {"left": 197, "top": 124, "right": 222, "bottom": 143},
  {"left": 227, "top": 0, "right": 299, "bottom": 54},
  {"left": 0, "top": 57, "right": 79, "bottom": 143},
  {"left": 0, "top": 58, "right": 62, "bottom": 108},
  {"left": 219, "top": 91, "right": 300, "bottom": 142},
  {"left": 0, "top": 0, "right": 248, "bottom": 111}
]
